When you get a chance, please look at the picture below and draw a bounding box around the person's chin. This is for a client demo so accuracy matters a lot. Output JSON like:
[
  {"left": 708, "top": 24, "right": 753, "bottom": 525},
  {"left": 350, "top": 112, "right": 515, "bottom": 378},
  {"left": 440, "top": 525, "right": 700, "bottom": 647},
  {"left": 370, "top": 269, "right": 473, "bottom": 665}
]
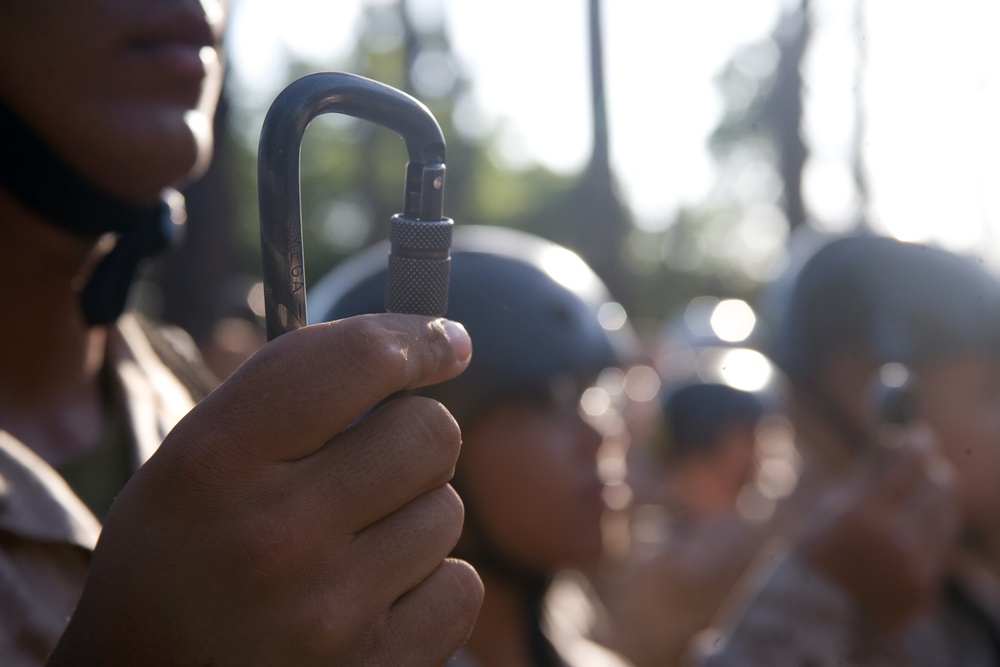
[
  {"left": 87, "top": 104, "right": 213, "bottom": 203},
  {"left": 180, "top": 107, "right": 216, "bottom": 181}
]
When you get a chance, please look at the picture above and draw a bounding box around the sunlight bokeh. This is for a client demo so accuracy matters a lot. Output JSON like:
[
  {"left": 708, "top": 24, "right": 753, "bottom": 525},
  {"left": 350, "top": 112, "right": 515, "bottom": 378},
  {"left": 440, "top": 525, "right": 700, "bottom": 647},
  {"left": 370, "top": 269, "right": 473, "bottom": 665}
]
[{"left": 228, "top": 0, "right": 1000, "bottom": 266}]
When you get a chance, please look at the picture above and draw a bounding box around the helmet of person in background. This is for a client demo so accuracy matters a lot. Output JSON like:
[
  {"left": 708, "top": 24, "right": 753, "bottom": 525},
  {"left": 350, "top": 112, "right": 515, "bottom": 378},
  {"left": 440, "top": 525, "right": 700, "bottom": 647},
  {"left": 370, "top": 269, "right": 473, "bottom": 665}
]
[
  {"left": 766, "top": 233, "right": 1000, "bottom": 385},
  {"left": 655, "top": 382, "right": 764, "bottom": 463},
  {"left": 307, "top": 225, "right": 642, "bottom": 427}
]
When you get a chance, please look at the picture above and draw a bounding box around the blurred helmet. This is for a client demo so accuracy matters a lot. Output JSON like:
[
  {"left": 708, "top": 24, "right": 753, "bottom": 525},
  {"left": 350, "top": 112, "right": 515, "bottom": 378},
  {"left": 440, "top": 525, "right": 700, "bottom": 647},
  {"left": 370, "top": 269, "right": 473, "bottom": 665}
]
[
  {"left": 308, "top": 225, "right": 641, "bottom": 426},
  {"left": 656, "top": 382, "right": 764, "bottom": 462},
  {"left": 768, "top": 233, "right": 1000, "bottom": 384}
]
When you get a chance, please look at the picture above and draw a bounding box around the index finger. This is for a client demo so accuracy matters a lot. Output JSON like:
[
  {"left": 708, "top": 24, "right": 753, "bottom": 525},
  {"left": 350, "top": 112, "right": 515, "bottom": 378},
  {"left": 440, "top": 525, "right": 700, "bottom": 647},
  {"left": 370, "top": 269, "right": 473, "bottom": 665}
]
[{"left": 175, "top": 314, "right": 471, "bottom": 464}]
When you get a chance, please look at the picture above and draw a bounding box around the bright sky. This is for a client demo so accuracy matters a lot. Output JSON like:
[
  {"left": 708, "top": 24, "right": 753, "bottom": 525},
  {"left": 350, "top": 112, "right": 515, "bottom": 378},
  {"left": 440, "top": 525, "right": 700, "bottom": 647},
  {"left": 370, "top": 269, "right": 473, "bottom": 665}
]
[{"left": 228, "top": 0, "right": 1000, "bottom": 268}]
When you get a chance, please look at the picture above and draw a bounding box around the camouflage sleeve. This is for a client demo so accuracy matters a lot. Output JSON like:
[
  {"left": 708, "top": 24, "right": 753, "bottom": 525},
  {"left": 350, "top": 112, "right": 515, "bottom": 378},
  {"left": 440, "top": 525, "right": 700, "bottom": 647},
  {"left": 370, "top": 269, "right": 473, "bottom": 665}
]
[{"left": 685, "top": 544, "right": 906, "bottom": 667}]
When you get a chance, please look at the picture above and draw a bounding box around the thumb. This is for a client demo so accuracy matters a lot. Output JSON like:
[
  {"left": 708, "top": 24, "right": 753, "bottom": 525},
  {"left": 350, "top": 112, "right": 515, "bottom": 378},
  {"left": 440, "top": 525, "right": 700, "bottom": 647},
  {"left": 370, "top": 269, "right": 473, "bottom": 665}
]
[{"left": 171, "top": 314, "right": 471, "bottom": 465}]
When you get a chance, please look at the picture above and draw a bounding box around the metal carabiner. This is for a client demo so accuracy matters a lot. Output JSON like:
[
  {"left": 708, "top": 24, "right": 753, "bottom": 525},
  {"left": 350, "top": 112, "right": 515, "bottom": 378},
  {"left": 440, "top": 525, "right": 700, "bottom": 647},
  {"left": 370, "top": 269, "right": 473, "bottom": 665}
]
[{"left": 258, "top": 71, "right": 452, "bottom": 341}]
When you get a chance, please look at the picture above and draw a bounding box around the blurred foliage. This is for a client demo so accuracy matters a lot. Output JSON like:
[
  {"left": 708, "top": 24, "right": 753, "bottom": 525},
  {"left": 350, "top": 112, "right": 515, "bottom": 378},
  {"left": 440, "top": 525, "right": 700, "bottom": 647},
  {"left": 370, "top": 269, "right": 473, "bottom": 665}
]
[
  {"left": 219, "top": 0, "right": 812, "bottom": 335},
  {"left": 226, "top": 1, "right": 582, "bottom": 299},
  {"left": 710, "top": 0, "right": 810, "bottom": 235}
]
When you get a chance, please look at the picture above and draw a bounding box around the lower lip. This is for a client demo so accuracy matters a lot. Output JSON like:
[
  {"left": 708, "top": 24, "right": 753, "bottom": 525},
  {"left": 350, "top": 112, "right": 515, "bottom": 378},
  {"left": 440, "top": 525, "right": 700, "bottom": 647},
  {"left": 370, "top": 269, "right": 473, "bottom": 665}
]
[{"left": 133, "top": 42, "right": 211, "bottom": 80}]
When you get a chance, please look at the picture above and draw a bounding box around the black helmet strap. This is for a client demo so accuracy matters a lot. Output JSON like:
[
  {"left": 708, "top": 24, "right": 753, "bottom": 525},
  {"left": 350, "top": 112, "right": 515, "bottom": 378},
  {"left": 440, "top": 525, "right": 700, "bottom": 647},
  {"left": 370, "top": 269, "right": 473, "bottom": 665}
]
[{"left": 0, "top": 100, "right": 184, "bottom": 325}]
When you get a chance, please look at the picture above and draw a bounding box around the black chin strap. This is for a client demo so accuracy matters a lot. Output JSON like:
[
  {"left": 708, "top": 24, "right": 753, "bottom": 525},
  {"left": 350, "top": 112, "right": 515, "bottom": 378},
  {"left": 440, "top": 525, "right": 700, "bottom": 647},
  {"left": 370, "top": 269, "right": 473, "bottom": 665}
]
[
  {"left": 0, "top": 100, "right": 185, "bottom": 325},
  {"left": 79, "top": 192, "right": 185, "bottom": 325}
]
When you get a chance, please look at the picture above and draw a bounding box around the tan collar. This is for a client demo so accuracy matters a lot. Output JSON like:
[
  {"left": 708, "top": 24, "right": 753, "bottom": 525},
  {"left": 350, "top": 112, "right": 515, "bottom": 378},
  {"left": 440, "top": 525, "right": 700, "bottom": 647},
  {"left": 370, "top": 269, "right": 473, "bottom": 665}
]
[
  {"left": 109, "top": 314, "right": 196, "bottom": 467},
  {"left": 0, "top": 314, "right": 197, "bottom": 549}
]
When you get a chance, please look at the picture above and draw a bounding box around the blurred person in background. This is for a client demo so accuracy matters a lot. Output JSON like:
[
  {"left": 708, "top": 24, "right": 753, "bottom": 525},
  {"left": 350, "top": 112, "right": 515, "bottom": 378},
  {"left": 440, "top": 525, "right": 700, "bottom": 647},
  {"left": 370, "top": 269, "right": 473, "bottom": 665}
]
[
  {"left": 597, "top": 381, "right": 774, "bottom": 667},
  {"left": 0, "top": 0, "right": 482, "bottom": 664},
  {"left": 312, "top": 225, "right": 645, "bottom": 667},
  {"left": 692, "top": 233, "right": 1000, "bottom": 666},
  {"left": 653, "top": 383, "right": 764, "bottom": 521}
]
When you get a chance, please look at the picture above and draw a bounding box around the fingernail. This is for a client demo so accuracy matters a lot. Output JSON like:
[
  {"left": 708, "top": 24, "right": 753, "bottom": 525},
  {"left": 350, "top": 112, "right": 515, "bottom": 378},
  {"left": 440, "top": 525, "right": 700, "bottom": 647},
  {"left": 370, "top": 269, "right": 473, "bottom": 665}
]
[{"left": 440, "top": 319, "right": 472, "bottom": 363}]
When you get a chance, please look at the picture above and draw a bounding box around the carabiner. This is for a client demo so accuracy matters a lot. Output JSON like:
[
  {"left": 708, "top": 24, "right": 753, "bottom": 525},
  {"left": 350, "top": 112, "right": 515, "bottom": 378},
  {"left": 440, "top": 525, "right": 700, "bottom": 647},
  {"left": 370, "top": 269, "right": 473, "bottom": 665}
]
[{"left": 258, "top": 72, "right": 452, "bottom": 341}]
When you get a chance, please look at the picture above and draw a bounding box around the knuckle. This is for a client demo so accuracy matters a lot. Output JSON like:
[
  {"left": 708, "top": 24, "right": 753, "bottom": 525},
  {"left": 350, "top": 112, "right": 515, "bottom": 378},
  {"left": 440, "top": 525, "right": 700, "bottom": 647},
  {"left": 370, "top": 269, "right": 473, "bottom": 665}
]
[
  {"left": 379, "top": 396, "right": 462, "bottom": 475},
  {"left": 375, "top": 485, "right": 464, "bottom": 564},
  {"left": 438, "top": 559, "right": 484, "bottom": 630},
  {"left": 426, "top": 483, "right": 466, "bottom": 534},
  {"left": 327, "top": 318, "right": 402, "bottom": 380},
  {"left": 367, "top": 563, "right": 480, "bottom": 667},
  {"left": 260, "top": 316, "right": 451, "bottom": 419},
  {"left": 323, "top": 316, "right": 424, "bottom": 391},
  {"left": 155, "top": 423, "right": 257, "bottom": 504},
  {"left": 226, "top": 495, "right": 305, "bottom": 585},
  {"left": 248, "top": 318, "right": 405, "bottom": 397},
  {"left": 301, "top": 593, "right": 381, "bottom": 663}
]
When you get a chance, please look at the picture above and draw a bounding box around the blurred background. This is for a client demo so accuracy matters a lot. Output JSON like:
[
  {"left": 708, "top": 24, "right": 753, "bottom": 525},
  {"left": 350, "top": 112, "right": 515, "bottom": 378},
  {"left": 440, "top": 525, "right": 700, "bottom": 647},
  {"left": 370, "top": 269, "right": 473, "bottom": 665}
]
[{"left": 142, "top": 0, "right": 1000, "bottom": 383}]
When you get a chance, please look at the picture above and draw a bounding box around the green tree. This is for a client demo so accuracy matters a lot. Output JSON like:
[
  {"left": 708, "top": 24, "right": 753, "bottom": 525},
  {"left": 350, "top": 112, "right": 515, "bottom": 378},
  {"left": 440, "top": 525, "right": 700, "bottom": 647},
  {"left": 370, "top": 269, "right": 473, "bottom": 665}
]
[
  {"left": 612, "top": 0, "right": 816, "bottom": 329},
  {"left": 711, "top": 0, "right": 811, "bottom": 232},
  {"left": 226, "top": 0, "right": 590, "bottom": 301}
]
